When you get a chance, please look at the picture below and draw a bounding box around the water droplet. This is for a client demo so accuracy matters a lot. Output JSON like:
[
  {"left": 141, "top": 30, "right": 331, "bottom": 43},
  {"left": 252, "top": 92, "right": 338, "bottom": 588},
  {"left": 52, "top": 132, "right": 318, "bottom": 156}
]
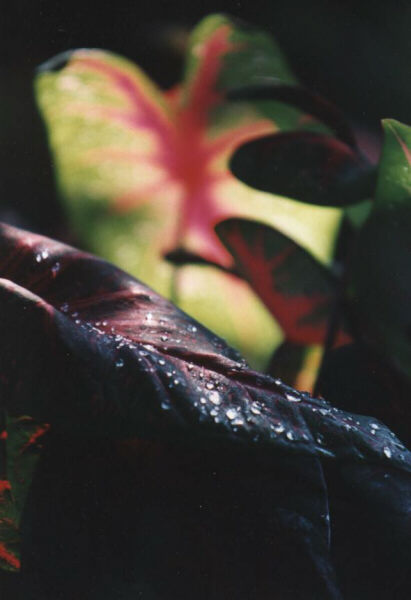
[
  {"left": 383, "top": 446, "right": 392, "bottom": 459},
  {"left": 273, "top": 423, "right": 285, "bottom": 434},
  {"left": 210, "top": 408, "right": 218, "bottom": 416},
  {"left": 187, "top": 363, "right": 194, "bottom": 371},
  {"left": 250, "top": 402, "right": 261, "bottom": 415},
  {"left": 206, "top": 382, "right": 215, "bottom": 390},
  {"left": 285, "top": 392, "right": 301, "bottom": 403},
  {"left": 209, "top": 392, "right": 221, "bottom": 405},
  {"left": 200, "top": 397, "right": 207, "bottom": 405},
  {"left": 232, "top": 418, "right": 244, "bottom": 426},
  {"left": 102, "top": 321, "right": 108, "bottom": 326},
  {"left": 36, "top": 249, "right": 49, "bottom": 262},
  {"left": 60, "top": 303, "right": 69, "bottom": 313},
  {"left": 158, "top": 359, "right": 165, "bottom": 366},
  {"left": 316, "top": 434, "right": 325, "bottom": 445},
  {"left": 173, "top": 379, "right": 180, "bottom": 386},
  {"left": 319, "top": 408, "right": 329, "bottom": 416},
  {"left": 188, "top": 325, "right": 197, "bottom": 333},
  {"left": 115, "top": 358, "right": 124, "bottom": 368},
  {"left": 161, "top": 401, "right": 171, "bottom": 411},
  {"left": 226, "top": 408, "right": 238, "bottom": 420},
  {"left": 145, "top": 312, "right": 153, "bottom": 322},
  {"left": 370, "top": 423, "right": 380, "bottom": 430},
  {"left": 161, "top": 335, "right": 168, "bottom": 342},
  {"left": 286, "top": 431, "right": 295, "bottom": 441}
]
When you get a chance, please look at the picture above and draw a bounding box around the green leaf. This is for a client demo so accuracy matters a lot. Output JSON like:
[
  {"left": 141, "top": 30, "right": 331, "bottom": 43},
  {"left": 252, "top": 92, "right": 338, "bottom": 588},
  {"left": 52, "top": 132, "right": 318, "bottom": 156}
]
[
  {"left": 35, "top": 14, "right": 341, "bottom": 369},
  {"left": 375, "top": 119, "right": 411, "bottom": 206},
  {"left": 349, "top": 119, "right": 411, "bottom": 379}
]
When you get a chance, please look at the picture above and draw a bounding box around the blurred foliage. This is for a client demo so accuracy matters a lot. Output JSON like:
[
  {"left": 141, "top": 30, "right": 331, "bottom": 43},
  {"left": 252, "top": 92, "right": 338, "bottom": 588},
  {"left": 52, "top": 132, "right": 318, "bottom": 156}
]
[{"left": 35, "top": 14, "right": 341, "bottom": 369}]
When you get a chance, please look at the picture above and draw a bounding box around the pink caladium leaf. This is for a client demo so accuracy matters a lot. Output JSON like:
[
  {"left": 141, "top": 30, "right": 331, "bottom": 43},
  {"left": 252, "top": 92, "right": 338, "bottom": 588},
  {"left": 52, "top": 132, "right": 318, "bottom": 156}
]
[{"left": 35, "top": 13, "right": 342, "bottom": 368}]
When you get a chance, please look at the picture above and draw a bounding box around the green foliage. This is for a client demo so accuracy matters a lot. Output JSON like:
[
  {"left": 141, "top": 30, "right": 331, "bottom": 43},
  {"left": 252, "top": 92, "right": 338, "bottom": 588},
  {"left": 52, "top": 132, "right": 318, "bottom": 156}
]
[{"left": 349, "top": 119, "right": 411, "bottom": 378}]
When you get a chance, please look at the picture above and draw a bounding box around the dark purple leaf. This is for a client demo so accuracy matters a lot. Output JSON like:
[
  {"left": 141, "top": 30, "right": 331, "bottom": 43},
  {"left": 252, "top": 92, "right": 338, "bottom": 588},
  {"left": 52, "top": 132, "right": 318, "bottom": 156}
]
[
  {"left": 325, "top": 460, "right": 411, "bottom": 599},
  {"left": 1, "top": 222, "right": 411, "bottom": 597},
  {"left": 0, "top": 222, "right": 407, "bottom": 470},
  {"left": 230, "top": 132, "right": 375, "bottom": 207},
  {"left": 20, "top": 434, "right": 341, "bottom": 599}
]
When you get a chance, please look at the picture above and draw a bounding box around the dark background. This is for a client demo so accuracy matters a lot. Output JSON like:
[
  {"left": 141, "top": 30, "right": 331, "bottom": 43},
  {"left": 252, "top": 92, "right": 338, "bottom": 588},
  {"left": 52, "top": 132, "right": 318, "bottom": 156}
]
[{"left": 1, "top": 0, "right": 411, "bottom": 236}]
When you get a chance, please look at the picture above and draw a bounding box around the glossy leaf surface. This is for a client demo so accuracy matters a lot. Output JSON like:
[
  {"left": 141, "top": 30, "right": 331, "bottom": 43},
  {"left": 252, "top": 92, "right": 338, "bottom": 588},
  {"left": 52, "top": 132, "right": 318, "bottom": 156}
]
[
  {"left": 35, "top": 14, "right": 341, "bottom": 368},
  {"left": 230, "top": 132, "right": 375, "bottom": 206},
  {"left": 0, "top": 222, "right": 407, "bottom": 465},
  {"left": 1, "top": 222, "right": 411, "bottom": 595}
]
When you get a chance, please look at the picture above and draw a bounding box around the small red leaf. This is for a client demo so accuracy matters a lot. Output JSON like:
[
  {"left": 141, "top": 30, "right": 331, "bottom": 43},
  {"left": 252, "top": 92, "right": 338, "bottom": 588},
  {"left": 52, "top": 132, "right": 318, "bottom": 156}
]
[{"left": 216, "top": 218, "right": 350, "bottom": 346}]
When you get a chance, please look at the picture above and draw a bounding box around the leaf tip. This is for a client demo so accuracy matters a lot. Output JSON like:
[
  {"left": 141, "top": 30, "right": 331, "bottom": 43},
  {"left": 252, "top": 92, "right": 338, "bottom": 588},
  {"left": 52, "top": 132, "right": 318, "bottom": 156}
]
[{"left": 36, "top": 49, "right": 78, "bottom": 74}]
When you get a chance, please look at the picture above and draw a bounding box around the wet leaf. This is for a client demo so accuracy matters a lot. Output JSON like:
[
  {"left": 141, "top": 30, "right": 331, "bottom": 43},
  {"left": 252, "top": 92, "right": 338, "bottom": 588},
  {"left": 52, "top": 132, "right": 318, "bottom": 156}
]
[
  {"left": 1, "top": 222, "right": 411, "bottom": 593},
  {"left": 230, "top": 132, "right": 375, "bottom": 206},
  {"left": 0, "top": 222, "right": 407, "bottom": 469},
  {"left": 35, "top": 13, "right": 341, "bottom": 368}
]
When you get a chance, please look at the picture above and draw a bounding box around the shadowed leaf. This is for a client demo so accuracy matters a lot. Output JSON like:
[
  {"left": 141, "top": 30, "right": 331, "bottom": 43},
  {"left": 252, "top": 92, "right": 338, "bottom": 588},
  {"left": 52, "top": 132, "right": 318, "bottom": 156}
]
[
  {"left": 268, "top": 341, "right": 324, "bottom": 393},
  {"left": 349, "top": 119, "right": 411, "bottom": 380},
  {"left": 230, "top": 132, "right": 375, "bottom": 207},
  {"left": 0, "top": 413, "right": 49, "bottom": 572},
  {"left": 227, "top": 83, "right": 356, "bottom": 147}
]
